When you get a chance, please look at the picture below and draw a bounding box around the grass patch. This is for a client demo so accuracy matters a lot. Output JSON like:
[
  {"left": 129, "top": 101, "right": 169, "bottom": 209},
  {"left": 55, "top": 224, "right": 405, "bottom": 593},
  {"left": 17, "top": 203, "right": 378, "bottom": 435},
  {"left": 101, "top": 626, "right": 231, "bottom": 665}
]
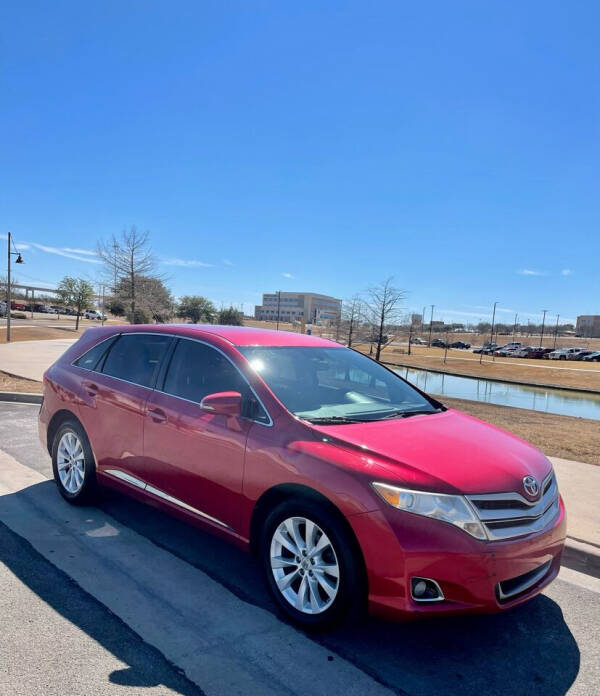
[{"left": 442, "top": 396, "right": 600, "bottom": 466}]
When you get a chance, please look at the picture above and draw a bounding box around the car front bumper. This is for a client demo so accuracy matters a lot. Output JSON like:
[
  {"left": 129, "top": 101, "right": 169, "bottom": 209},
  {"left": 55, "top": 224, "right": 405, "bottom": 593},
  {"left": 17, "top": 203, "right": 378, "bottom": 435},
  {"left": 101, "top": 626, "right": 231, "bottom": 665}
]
[{"left": 349, "top": 495, "right": 566, "bottom": 619}]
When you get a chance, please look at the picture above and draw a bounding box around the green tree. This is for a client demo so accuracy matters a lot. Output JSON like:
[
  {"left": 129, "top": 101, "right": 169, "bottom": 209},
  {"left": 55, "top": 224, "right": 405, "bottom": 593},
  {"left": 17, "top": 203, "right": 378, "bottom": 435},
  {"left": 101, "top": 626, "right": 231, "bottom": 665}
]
[
  {"left": 56, "top": 277, "right": 95, "bottom": 330},
  {"left": 176, "top": 295, "right": 216, "bottom": 324},
  {"left": 218, "top": 306, "right": 244, "bottom": 326}
]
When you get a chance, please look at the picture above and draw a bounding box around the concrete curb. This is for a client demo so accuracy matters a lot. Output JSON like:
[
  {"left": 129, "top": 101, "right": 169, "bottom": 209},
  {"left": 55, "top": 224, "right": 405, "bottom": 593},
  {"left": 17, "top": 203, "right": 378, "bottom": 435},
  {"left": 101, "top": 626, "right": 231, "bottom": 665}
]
[
  {"left": 563, "top": 538, "right": 600, "bottom": 579},
  {"left": 0, "top": 391, "right": 43, "bottom": 404}
]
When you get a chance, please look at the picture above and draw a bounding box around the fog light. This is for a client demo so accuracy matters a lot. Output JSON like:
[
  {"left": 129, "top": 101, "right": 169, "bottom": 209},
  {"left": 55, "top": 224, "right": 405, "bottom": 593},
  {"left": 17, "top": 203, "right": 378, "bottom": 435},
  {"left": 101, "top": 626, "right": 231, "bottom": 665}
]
[
  {"left": 413, "top": 580, "right": 427, "bottom": 597},
  {"left": 410, "top": 577, "right": 444, "bottom": 602}
]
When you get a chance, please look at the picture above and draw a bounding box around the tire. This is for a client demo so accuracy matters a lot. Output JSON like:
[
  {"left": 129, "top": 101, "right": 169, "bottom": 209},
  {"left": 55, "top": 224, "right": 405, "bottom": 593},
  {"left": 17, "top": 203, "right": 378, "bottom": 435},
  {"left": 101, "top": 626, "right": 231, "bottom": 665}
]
[
  {"left": 51, "top": 419, "right": 98, "bottom": 505},
  {"left": 260, "top": 498, "right": 365, "bottom": 631}
]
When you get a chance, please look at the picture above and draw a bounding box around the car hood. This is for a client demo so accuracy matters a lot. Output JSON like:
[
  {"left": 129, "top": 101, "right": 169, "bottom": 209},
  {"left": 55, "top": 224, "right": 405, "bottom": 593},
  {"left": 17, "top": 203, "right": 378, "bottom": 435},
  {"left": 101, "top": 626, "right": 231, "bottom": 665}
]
[{"left": 310, "top": 409, "right": 551, "bottom": 495}]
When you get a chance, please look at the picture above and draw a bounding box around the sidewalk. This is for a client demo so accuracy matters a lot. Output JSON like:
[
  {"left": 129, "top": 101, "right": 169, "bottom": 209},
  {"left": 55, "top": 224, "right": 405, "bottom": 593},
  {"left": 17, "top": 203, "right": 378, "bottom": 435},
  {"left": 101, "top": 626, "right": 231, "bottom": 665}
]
[
  {"left": 0, "top": 338, "right": 76, "bottom": 381},
  {"left": 549, "top": 457, "right": 600, "bottom": 546}
]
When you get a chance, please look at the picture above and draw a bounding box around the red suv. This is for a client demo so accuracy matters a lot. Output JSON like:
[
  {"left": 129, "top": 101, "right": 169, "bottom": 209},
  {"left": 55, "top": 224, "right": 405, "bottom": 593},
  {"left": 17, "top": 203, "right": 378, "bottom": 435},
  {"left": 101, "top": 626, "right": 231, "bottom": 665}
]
[{"left": 39, "top": 325, "right": 566, "bottom": 629}]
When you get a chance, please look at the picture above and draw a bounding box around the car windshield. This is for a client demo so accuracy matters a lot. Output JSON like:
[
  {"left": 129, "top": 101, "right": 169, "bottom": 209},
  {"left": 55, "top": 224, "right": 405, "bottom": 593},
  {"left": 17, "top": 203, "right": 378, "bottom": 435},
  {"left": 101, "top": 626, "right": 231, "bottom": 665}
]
[{"left": 239, "top": 346, "right": 439, "bottom": 422}]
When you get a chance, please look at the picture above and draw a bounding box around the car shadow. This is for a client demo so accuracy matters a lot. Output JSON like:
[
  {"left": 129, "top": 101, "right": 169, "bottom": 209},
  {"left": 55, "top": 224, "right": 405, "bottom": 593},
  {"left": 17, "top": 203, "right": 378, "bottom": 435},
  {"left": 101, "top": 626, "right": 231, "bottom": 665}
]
[
  {"left": 98, "top": 488, "right": 581, "bottom": 696},
  {"left": 0, "top": 477, "right": 581, "bottom": 696},
  {"left": 0, "top": 513, "right": 201, "bottom": 695}
]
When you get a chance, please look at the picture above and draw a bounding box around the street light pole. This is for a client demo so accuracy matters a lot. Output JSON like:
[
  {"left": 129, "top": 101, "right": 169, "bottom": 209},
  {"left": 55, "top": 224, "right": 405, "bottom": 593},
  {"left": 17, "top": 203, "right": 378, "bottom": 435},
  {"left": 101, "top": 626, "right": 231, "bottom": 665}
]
[
  {"left": 428, "top": 304, "right": 434, "bottom": 347},
  {"left": 6, "top": 233, "right": 9, "bottom": 342},
  {"left": 5, "top": 232, "right": 24, "bottom": 343},
  {"left": 480, "top": 301, "right": 498, "bottom": 364},
  {"left": 540, "top": 309, "right": 548, "bottom": 347},
  {"left": 553, "top": 314, "right": 560, "bottom": 349},
  {"left": 276, "top": 290, "right": 281, "bottom": 331}
]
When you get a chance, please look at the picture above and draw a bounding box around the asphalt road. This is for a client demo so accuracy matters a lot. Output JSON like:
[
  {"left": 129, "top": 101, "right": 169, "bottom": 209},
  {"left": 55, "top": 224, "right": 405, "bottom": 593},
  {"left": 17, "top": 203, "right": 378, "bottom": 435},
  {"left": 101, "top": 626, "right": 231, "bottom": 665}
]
[{"left": 1, "top": 402, "right": 599, "bottom": 696}]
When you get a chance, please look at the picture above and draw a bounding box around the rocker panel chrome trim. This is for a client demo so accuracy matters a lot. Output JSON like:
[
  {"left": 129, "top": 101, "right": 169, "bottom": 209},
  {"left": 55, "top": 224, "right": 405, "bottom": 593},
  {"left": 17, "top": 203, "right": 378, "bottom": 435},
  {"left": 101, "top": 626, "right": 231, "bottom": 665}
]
[{"left": 104, "top": 469, "right": 231, "bottom": 529}]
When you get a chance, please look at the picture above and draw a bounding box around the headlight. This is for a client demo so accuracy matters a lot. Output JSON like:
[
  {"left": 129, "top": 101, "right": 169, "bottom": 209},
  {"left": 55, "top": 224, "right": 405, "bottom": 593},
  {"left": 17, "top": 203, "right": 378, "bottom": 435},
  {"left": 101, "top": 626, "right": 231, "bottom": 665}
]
[{"left": 372, "top": 482, "right": 487, "bottom": 540}]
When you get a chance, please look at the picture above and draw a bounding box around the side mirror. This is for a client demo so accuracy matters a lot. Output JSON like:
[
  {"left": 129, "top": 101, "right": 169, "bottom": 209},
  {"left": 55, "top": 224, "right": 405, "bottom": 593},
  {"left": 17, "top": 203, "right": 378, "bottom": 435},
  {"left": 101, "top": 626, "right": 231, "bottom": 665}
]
[{"left": 200, "top": 391, "right": 242, "bottom": 417}]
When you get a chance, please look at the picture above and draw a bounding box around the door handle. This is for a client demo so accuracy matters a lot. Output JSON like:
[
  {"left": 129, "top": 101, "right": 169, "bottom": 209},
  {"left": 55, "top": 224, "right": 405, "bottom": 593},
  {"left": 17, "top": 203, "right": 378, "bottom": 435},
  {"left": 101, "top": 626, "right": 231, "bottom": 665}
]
[
  {"left": 148, "top": 407, "right": 167, "bottom": 424},
  {"left": 83, "top": 381, "right": 99, "bottom": 397}
]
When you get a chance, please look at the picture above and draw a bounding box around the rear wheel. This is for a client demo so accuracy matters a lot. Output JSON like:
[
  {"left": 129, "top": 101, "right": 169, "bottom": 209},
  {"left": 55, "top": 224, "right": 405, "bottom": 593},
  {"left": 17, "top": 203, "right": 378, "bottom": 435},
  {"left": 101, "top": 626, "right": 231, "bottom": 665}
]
[
  {"left": 260, "top": 499, "right": 365, "bottom": 630},
  {"left": 52, "top": 420, "right": 98, "bottom": 504}
]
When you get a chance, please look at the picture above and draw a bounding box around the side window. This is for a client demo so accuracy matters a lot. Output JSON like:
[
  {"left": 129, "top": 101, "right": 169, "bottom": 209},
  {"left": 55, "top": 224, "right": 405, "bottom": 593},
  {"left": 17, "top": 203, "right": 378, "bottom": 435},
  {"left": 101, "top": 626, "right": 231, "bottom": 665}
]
[
  {"left": 73, "top": 336, "right": 117, "bottom": 371},
  {"left": 163, "top": 340, "right": 249, "bottom": 403},
  {"left": 102, "top": 334, "right": 172, "bottom": 388}
]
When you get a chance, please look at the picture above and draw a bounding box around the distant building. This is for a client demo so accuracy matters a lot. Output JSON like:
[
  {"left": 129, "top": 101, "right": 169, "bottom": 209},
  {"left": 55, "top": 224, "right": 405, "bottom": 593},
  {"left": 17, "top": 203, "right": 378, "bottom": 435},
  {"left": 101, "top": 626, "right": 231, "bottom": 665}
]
[
  {"left": 576, "top": 315, "right": 600, "bottom": 338},
  {"left": 411, "top": 313, "right": 423, "bottom": 326},
  {"left": 255, "top": 292, "right": 341, "bottom": 323}
]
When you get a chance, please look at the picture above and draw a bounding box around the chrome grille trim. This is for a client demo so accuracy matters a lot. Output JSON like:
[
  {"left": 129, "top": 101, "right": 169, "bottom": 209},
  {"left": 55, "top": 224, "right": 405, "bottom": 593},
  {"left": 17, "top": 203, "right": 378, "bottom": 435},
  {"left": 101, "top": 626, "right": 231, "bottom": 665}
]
[{"left": 467, "top": 471, "right": 559, "bottom": 541}]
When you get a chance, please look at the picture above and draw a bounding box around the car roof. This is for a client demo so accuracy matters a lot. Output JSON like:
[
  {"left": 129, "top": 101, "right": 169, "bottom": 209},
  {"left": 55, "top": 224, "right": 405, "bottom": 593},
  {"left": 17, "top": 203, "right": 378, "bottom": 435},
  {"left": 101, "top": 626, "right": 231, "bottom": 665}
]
[{"left": 119, "top": 324, "right": 343, "bottom": 348}]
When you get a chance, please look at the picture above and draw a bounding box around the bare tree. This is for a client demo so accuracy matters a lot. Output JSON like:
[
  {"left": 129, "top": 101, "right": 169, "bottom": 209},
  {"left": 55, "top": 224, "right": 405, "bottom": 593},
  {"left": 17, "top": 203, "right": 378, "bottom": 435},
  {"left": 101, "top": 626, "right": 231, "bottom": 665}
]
[
  {"left": 342, "top": 295, "right": 363, "bottom": 348},
  {"left": 363, "top": 277, "right": 406, "bottom": 361},
  {"left": 97, "top": 227, "right": 158, "bottom": 323}
]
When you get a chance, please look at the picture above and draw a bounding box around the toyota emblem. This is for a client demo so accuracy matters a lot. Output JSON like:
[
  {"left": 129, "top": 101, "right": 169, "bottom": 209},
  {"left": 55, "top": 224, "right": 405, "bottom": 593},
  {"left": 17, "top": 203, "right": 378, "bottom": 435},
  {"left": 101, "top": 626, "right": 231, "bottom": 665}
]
[{"left": 523, "top": 475, "right": 540, "bottom": 498}]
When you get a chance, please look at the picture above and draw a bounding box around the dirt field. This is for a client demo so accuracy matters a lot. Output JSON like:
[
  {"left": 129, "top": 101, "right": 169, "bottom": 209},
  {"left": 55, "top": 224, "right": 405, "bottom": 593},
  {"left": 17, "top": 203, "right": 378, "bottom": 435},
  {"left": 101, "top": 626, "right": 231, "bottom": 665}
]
[
  {"left": 0, "top": 372, "right": 42, "bottom": 393},
  {"left": 442, "top": 396, "right": 600, "bottom": 466},
  {"left": 0, "top": 317, "right": 124, "bottom": 344}
]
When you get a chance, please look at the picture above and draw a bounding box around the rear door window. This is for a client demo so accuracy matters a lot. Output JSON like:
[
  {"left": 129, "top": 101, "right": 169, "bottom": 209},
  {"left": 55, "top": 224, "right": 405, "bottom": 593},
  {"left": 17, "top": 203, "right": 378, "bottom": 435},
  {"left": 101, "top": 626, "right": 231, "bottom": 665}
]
[
  {"left": 73, "top": 336, "right": 118, "bottom": 371},
  {"left": 102, "top": 333, "right": 172, "bottom": 388}
]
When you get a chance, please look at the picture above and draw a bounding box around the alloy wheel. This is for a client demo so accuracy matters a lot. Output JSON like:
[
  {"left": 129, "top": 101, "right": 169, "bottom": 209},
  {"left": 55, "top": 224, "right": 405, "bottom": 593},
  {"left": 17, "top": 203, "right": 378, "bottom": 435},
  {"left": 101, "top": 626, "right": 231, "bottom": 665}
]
[
  {"left": 270, "top": 516, "right": 340, "bottom": 614},
  {"left": 57, "top": 431, "right": 86, "bottom": 494}
]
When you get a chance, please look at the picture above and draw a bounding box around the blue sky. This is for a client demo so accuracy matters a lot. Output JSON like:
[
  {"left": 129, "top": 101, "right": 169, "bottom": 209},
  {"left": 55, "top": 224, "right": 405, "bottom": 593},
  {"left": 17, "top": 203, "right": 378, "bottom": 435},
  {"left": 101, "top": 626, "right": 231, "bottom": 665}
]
[{"left": 2, "top": 1, "right": 598, "bottom": 324}]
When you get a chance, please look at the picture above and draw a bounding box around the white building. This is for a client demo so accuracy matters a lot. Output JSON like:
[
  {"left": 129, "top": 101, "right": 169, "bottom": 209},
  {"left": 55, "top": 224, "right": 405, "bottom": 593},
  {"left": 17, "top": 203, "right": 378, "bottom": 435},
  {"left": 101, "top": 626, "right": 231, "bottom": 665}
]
[{"left": 255, "top": 292, "right": 341, "bottom": 323}]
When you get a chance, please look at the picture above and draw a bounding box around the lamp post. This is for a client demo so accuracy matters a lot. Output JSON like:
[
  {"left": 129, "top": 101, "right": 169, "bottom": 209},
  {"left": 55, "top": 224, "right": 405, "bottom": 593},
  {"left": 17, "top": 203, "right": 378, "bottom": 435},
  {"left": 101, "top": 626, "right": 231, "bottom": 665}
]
[
  {"left": 540, "top": 309, "right": 548, "bottom": 347},
  {"left": 5, "top": 232, "right": 25, "bottom": 343},
  {"left": 480, "top": 301, "right": 498, "bottom": 364},
  {"left": 428, "top": 305, "right": 434, "bottom": 347},
  {"left": 553, "top": 314, "right": 560, "bottom": 349},
  {"left": 276, "top": 290, "right": 281, "bottom": 331}
]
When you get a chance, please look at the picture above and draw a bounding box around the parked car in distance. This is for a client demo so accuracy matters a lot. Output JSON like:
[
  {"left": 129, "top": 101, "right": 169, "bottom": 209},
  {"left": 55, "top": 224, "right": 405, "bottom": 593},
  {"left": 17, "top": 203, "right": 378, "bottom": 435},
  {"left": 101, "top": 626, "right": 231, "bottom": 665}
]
[
  {"left": 481, "top": 343, "right": 501, "bottom": 354},
  {"left": 431, "top": 338, "right": 447, "bottom": 348},
  {"left": 450, "top": 341, "right": 471, "bottom": 349},
  {"left": 583, "top": 351, "right": 600, "bottom": 362},
  {"left": 494, "top": 347, "right": 518, "bottom": 357},
  {"left": 548, "top": 347, "right": 585, "bottom": 360},
  {"left": 547, "top": 349, "right": 567, "bottom": 360},
  {"left": 525, "top": 347, "right": 554, "bottom": 359},
  {"left": 39, "top": 325, "right": 566, "bottom": 629},
  {"left": 572, "top": 350, "right": 594, "bottom": 361},
  {"left": 512, "top": 346, "right": 536, "bottom": 358},
  {"left": 10, "top": 301, "right": 26, "bottom": 311},
  {"left": 494, "top": 342, "right": 522, "bottom": 356},
  {"left": 84, "top": 310, "right": 105, "bottom": 320},
  {"left": 472, "top": 343, "right": 497, "bottom": 354},
  {"left": 410, "top": 337, "right": 426, "bottom": 345},
  {"left": 0, "top": 301, "right": 6, "bottom": 317}
]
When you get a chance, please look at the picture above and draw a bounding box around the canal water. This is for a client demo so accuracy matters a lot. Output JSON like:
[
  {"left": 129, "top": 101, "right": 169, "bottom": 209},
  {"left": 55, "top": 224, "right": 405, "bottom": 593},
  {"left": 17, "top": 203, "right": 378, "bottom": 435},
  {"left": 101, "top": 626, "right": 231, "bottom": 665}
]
[{"left": 396, "top": 367, "right": 600, "bottom": 421}]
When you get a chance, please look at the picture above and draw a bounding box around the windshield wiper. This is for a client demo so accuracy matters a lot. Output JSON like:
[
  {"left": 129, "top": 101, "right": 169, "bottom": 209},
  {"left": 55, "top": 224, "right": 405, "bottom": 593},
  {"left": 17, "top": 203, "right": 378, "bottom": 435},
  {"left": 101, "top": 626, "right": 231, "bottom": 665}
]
[
  {"left": 302, "top": 415, "right": 368, "bottom": 425},
  {"left": 377, "top": 408, "right": 442, "bottom": 420}
]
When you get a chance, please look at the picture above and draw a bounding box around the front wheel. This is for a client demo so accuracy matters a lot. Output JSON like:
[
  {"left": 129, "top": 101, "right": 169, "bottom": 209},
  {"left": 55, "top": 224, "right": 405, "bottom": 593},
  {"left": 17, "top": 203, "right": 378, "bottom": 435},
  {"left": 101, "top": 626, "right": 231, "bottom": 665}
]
[
  {"left": 52, "top": 420, "right": 98, "bottom": 505},
  {"left": 260, "top": 499, "right": 365, "bottom": 630}
]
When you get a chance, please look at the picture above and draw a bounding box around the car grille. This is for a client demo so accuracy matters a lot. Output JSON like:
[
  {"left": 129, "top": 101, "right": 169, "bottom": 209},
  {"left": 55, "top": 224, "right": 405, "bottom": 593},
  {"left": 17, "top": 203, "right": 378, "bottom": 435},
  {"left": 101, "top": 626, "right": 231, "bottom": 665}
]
[{"left": 466, "top": 471, "right": 559, "bottom": 541}]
